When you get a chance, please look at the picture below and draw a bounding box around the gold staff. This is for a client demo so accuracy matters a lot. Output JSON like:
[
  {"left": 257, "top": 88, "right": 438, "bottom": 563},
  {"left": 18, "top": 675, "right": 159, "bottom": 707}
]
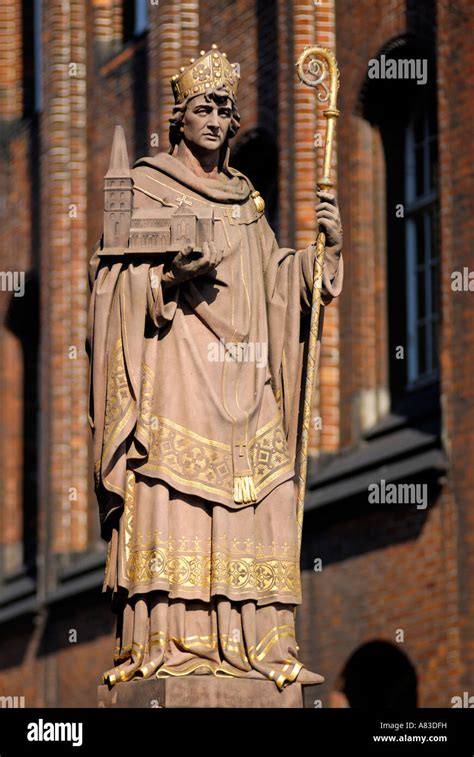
[{"left": 295, "top": 46, "right": 340, "bottom": 559}]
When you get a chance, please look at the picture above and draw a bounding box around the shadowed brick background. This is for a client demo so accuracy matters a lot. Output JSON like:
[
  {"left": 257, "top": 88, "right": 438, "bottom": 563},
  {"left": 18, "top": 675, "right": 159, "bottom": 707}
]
[{"left": 0, "top": 0, "right": 472, "bottom": 708}]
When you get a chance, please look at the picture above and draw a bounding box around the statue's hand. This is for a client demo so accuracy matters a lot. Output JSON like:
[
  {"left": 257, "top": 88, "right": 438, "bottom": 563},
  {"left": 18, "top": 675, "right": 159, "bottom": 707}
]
[
  {"left": 315, "top": 190, "right": 342, "bottom": 251},
  {"left": 164, "top": 242, "right": 224, "bottom": 285}
]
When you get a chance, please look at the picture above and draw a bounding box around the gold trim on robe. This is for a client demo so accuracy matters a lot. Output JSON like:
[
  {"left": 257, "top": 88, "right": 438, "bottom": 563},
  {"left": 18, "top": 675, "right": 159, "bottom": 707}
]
[
  {"left": 125, "top": 531, "right": 301, "bottom": 603},
  {"left": 136, "top": 413, "right": 293, "bottom": 504}
]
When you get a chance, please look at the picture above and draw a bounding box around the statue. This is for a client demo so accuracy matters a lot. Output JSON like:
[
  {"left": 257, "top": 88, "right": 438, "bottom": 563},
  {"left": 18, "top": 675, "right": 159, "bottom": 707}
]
[{"left": 86, "top": 43, "right": 344, "bottom": 692}]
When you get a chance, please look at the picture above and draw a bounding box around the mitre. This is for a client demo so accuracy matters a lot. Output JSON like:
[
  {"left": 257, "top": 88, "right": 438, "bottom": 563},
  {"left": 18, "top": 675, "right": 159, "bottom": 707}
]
[{"left": 170, "top": 43, "right": 240, "bottom": 104}]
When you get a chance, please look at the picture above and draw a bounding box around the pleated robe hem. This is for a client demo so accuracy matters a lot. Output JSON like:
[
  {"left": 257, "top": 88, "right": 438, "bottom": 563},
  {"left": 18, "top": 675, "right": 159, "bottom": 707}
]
[{"left": 100, "top": 476, "right": 322, "bottom": 691}]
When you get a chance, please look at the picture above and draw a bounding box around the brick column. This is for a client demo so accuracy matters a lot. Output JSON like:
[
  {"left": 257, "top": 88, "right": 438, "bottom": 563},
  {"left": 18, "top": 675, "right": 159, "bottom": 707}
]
[
  {"left": 0, "top": 327, "right": 24, "bottom": 574},
  {"left": 39, "top": 0, "right": 89, "bottom": 562},
  {"left": 277, "top": 0, "right": 340, "bottom": 454},
  {"left": 345, "top": 117, "right": 387, "bottom": 434},
  {"left": 335, "top": 0, "right": 402, "bottom": 447},
  {"left": 0, "top": 0, "right": 25, "bottom": 576},
  {"left": 437, "top": 0, "right": 474, "bottom": 695},
  {"left": 312, "top": 0, "right": 341, "bottom": 453},
  {"left": 92, "top": 0, "right": 123, "bottom": 41},
  {"left": 0, "top": 0, "right": 23, "bottom": 122},
  {"left": 148, "top": 0, "right": 200, "bottom": 155}
]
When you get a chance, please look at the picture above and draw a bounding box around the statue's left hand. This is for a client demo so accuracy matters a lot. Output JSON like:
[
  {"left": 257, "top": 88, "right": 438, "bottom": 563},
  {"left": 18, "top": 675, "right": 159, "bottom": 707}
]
[{"left": 315, "top": 190, "right": 342, "bottom": 251}]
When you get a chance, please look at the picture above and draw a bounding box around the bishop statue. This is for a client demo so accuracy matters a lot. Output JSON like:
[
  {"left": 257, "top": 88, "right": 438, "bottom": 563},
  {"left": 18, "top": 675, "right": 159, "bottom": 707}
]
[{"left": 86, "top": 43, "right": 344, "bottom": 693}]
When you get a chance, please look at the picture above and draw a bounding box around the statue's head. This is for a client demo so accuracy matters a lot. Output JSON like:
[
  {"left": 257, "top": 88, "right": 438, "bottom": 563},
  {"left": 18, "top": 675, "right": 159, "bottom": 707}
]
[{"left": 169, "top": 44, "right": 241, "bottom": 164}]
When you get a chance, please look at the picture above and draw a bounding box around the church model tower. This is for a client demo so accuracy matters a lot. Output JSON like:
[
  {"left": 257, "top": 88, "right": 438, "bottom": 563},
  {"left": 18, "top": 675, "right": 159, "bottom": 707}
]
[
  {"left": 101, "top": 125, "right": 214, "bottom": 256},
  {"left": 103, "top": 125, "right": 132, "bottom": 251}
]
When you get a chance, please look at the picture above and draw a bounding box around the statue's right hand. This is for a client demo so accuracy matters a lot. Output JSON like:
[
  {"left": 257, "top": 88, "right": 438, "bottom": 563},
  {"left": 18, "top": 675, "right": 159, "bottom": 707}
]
[{"left": 165, "top": 242, "right": 224, "bottom": 284}]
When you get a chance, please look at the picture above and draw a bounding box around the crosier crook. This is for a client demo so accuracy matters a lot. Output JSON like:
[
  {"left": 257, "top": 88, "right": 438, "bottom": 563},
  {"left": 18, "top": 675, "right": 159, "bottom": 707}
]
[{"left": 294, "top": 46, "right": 340, "bottom": 562}]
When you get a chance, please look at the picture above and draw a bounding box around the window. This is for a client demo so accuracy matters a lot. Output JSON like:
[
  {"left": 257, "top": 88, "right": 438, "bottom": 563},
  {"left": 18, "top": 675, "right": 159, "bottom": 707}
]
[
  {"left": 21, "top": 0, "right": 42, "bottom": 115},
  {"left": 231, "top": 128, "right": 279, "bottom": 232},
  {"left": 124, "top": 0, "right": 149, "bottom": 41},
  {"left": 404, "top": 100, "right": 440, "bottom": 386},
  {"left": 359, "top": 33, "right": 440, "bottom": 408},
  {"left": 134, "top": 0, "right": 149, "bottom": 36},
  {"left": 336, "top": 641, "right": 418, "bottom": 709}
]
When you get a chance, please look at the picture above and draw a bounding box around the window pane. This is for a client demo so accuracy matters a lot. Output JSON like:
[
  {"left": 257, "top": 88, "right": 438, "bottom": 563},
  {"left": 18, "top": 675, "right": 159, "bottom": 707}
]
[
  {"left": 418, "top": 322, "right": 427, "bottom": 376},
  {"left": 415, "top": 145, "right": 424, "bottom": 197},
  {"left": 429, "top": 206, "right": 439, "bottom": 262},
  {"left": 417, "top": 269, "right": 426, "bottom": 321},
  {"left": 404, "top": 101, "right": 439, "bottom": 386},
  {"left": 135, "top": 0, "right": 149, "bottom": 35},
  {"left": 430, "top": 262, "right": 440, "bottom": 316},
  {"left": 415, "top": 215, "right": 425, "bottom": 266},
  {"left": 414, "top": 112, "right": 424, "bottom": 145},
  {"left": 429, "top": 139, "right": 438, "bottom": 192}
]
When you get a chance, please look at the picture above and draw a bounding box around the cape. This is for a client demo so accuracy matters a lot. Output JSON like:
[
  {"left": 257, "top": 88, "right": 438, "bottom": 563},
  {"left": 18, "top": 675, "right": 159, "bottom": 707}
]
[{"left": 86, "top": 152, "right": 343, "bottom": 540}]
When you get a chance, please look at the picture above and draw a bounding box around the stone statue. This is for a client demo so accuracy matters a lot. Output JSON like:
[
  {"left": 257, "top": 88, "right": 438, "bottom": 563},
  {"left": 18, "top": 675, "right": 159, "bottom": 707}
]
[{"left": 86, "top": 43, "right": 344, "bottom": 692}]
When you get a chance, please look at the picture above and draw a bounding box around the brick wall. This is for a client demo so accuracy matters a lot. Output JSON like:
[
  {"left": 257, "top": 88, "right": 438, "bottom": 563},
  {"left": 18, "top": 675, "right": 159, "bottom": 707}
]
[
  {"left": 0, "top": 0, "right": 472, "bottom": 709},
  {"left": 335, "top": 0, "right": 407, "bottom": 447},
  {"left": 39, "top": 0, "right": 89, "bottom": 556},
  {"left": 298, "top": 493, "right": 460, "bottom": 707},
  {"left": 436, "top": 0, "right": 474, "bottom": 696},
  {"left": 0, "top": 593, "right": 115, "bottom": 708},
  {"left": 0, "top": 124, "right": 33, "bottom": 575},
  {"left": 0, "top": 0, "right": 23, "bottom": 121},
  {"left": 292, "top": 0, "right": 470, "bottom": 709},
  {"left": 0, "top": 0, "right": 36, "bottom": 577}
]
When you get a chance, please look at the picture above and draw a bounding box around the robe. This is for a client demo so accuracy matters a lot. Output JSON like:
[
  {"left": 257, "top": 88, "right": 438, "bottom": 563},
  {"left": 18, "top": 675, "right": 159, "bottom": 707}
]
[{"left": 86, "top": 152, "right": 343, "bottom": 690}]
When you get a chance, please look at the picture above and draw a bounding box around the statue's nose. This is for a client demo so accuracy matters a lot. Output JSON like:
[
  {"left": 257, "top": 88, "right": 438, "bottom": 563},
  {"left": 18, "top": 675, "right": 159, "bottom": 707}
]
[{"left": 208, "top": 110, "right": 219, "bottom": 127}]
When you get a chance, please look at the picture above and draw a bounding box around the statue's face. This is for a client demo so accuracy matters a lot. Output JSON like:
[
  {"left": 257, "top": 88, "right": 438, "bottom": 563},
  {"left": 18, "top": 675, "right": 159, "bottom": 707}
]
[{"left": 182, "top": 94, "right": 232, "bottom": 152}]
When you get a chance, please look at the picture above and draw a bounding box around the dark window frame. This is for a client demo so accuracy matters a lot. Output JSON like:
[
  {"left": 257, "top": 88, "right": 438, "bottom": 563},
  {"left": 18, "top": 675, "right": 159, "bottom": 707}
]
[{"left": 404, "top": 99, "right": 440, "bottom": 387}]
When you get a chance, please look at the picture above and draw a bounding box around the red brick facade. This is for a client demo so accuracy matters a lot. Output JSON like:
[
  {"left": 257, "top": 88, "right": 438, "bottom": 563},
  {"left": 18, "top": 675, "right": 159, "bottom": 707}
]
[{"left": 0, "top": 0, "right": 472, "bottom": 709}]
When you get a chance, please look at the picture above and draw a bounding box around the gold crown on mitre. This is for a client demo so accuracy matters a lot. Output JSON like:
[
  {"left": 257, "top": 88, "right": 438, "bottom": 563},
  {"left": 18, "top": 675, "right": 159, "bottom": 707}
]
[{"left": 170, "top": 43, "right": 240, "bottom": 105}]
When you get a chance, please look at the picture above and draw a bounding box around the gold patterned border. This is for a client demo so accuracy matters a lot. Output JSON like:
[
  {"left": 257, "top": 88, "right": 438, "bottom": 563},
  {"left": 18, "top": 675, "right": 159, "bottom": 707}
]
[
  {"left": 112, "top": 624, "right": 302, "bottom": 690},
  {"left": 115, "top": 624, "right": 297, "bottom": 665},
  {"left": 102, "top": 338, "right": 134, "bottom": 463},
  {"left": 126, "top": 531, "right": 301, "bottom": 601},
  {"left": 140, "top": 412, "right": 293, "bottom": 503}
]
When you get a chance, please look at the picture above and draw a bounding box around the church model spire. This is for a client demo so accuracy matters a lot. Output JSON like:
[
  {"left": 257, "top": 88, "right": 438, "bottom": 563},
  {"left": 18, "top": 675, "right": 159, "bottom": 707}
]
[{"left": 103, "top": 125, "right": 132, "bottom": 250}]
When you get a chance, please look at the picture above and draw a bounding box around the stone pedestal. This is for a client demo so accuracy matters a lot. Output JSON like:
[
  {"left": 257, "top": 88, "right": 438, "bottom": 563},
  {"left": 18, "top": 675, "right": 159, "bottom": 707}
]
[{"left": 98, "top": 675, "right": 304, "bottom": 708}]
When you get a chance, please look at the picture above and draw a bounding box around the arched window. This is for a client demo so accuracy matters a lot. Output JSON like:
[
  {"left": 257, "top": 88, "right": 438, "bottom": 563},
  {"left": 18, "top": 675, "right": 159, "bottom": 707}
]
[
  {"left": 20, "top": 0, "right": 42, "bottom": 115},
  {"left": 134, "top": 0, "right": 149, "bottom": 36},
  {"left": 123, "top": 0, "right": 149, "bottom": 42},
  {"left": 231, "top": 127, "right": 279, "bottom": 231},
  {"left": 2, "top": 273, "right": 39, "bottom": 581},
  {"left": 335, "top": 641, "right": 418, "bottom": 709},
  {"left": 404, "top": 99, "right": 440, "bottom": 385},
  {"left": 360, "top": 35, "right": 439, "bottom": 408}
]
